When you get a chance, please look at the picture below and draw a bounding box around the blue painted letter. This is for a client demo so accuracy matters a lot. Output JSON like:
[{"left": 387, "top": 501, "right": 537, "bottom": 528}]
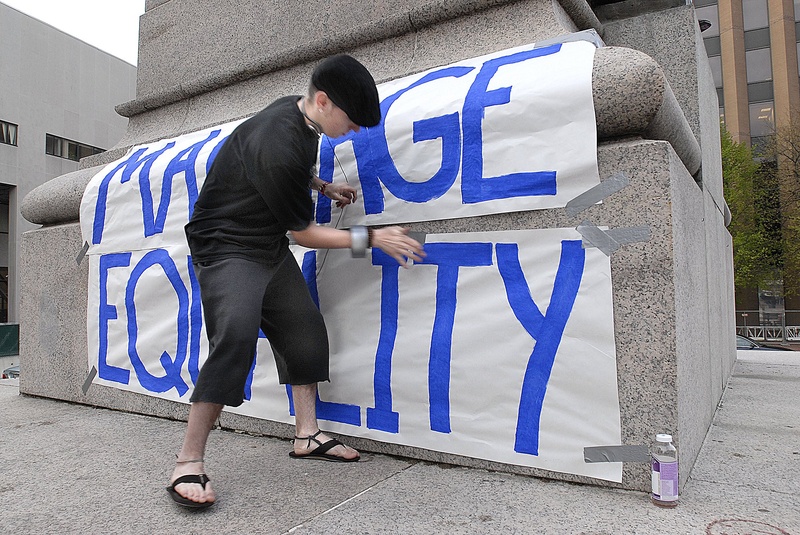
[
  {"left": 461, "top": 45, "right": 561, "bottom": 203},
  {"left": 139, "top": 130, "right": 221, "bottom": 236},
  {"left": 419, "top": 242, "right": 493, "bottom": 433},
  {"left": 92, "top": 142, "right": 175, "bottom": 244},
  {"left": 294, "top": 250, "right": 361, "bottom": 426},
  {"left": 366, "top": 249, "right": 402, "bottom": 433},
  {"left": 366, "top": 66, "right": 473, "bottom": 206},
  {"left": 124, "top": 249, "right": 190, "bottom": 395},
  {"left": 98, "top": 252, "right": 132, "bottom": 383},
  {"left": 496, "top": 240, "right": 585, "bottom": 455}
]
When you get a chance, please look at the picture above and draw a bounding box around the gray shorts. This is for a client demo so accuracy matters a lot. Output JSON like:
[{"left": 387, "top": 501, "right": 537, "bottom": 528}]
[{"left": 189, "top": 253, "right": 329, "bottom": 407}]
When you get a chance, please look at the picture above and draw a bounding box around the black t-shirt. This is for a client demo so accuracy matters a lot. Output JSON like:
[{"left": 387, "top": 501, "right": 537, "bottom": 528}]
[{"left": 185, "top": 96, "right": 319, "bottom": 264}]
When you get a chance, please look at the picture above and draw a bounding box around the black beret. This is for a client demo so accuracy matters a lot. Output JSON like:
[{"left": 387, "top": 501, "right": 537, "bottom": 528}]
[{"left": 312, "top": 54, "right": 381, "bottom": 127}]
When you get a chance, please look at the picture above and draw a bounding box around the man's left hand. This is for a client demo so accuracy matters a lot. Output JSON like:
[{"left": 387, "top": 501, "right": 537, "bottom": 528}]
[{"left": 323, "top": 182, "right": 358, "bottom": 208}]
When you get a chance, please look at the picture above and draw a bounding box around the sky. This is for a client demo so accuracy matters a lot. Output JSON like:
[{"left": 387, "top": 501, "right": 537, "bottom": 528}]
[{"left": 1, "top": 0, "right": 146, "bottom": 65}]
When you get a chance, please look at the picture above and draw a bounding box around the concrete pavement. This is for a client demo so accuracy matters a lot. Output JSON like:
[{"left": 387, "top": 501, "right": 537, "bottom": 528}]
[{"left": 1, "top": 351, "right": 798, "bottom": 534}]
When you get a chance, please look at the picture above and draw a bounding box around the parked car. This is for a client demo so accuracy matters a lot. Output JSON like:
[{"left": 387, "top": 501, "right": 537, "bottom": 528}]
[
  {"left": 1, "top": 364, "right": 19, "bottom": 379},
  {"left": 736, "top": 335, "right": 794, "bottom": 351}
]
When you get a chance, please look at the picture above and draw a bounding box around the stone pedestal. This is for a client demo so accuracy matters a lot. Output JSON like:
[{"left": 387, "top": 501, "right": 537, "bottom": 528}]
[{"left": 19, "top": 0, "right": 735, "bottom": 492}]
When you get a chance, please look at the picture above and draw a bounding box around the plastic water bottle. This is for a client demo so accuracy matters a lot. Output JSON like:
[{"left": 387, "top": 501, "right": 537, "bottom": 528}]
[{"left": 651, "top": 433, "right": 679, "bottom": 507}]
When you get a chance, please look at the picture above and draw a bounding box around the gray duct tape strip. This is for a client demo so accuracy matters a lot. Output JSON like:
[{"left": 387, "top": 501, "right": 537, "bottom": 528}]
[
  {"left": 584, "top": 445, "right": 650, "bottom": 463},
  {"left": 566, "top": 172, "right": 630, "bottom": 217},
  {"left": 76, "top": 241, "right": 90, "bottom": 266},
  {"left": 408, "top": 231, "right": 427, "bottom": 245},
  {"left": 82, "top": 366, "right": 97, "bottom": 395},
  {"left": 534, "top": 29, "right": 606, "bottom": 50},
  {"left": 577, "top": 221, "right": 619, "bottom": 255},
  {"left": 577, "top": 221, "right": 651, "bottom": 256},
  {"left": 605, "top": 226, "right": 651, "bottom": 245}
]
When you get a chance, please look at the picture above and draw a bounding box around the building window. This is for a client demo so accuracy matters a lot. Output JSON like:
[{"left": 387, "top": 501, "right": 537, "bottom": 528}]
[
  {"left": 697, "top": 5, "right": 720, "bottom": 38},
  {"left": 796, "top": 42, "right": 800, "bottom": 73},
  {"left": 709, "top": 55, "right": 723, "bottom": 88},
  {"left": 743, "top": 0, "right": 769, "bottom": 31},
  {"left": 0, "top": 120, "right": 18, "bottom": 146},
  {"left": 795, "top": 0, "right": 800, "bottom": 22},
  {"left": 45, "top": 134, "right": 104, "bottom": 162},
  {"left": 748, "top": 80, "right": 774, "bottom": 102},
  {"left": 746, "top": 48, "right": 772, "bottom": 83},
  {"left": 744, "top": 28, "right": 771, "bottom": 50},
  {"left": 705, "top": 36, "right": 721, "bottom": 56},
  {"left": 749, "top": 101, "right": 775, "bottom": 137},
  {"left": 751, "top": 135, "right": 773, "bottom": 154}
]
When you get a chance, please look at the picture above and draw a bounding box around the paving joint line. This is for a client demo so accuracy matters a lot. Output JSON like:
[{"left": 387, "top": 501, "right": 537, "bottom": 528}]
[
  {"left": 283, "top": 460, "right": 422, "bottom": 534},
  {"left": 688, "top": 476, "right": 797, "bottom": 498}
]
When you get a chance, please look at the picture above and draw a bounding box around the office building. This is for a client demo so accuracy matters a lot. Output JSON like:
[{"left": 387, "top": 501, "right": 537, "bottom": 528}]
[
  {"left": 0, "top": 2, "right": 136, "bottom": 326},
  {"left": 696, "top": 0, "right": 800, "bottom": 336}
]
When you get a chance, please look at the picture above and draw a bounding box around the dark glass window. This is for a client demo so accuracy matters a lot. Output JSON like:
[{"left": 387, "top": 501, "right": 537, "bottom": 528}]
[
  {"left": 748, "top": 80, "right": 774, "bottom": 102},
  {"left": 705, "top": 36, "right": 721, "bottom": 56},
  {"left": 797, "top": 42, "right": 800, "bottom": 72},
  {"left": 744, "top": 28, "right": 771, "bottom": 50},
  {"left": 45, "top": 133, "right": 104, "bottom": 162},
  {"left": 749, "top": 101, "right": 775, "bottom": 137},
  {"left": 45, "top": 134, "right": 62, "bottom": 157},
  {"left": 0, "top": 121, "right": 18, "bottom": 146}
]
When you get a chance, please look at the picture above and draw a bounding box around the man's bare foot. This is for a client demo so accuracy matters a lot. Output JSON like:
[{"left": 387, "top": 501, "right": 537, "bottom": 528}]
[
  {"left": 167, "top": 460, "right": 216, "bottom": 507},
  {"left": 291, "top": 430, "right": 360, "bottom": 461}
]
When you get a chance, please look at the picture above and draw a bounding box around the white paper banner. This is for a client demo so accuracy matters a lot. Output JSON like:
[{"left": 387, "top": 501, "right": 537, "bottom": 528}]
[
  {"left": 88, "top": 228, "right": 621, "bottom": 481},
  {"left": 81, "top": 40, "right": 599, "bottom": 251},
  {"left": 80, "top": 38, "right": 622, "bottom": 481}
]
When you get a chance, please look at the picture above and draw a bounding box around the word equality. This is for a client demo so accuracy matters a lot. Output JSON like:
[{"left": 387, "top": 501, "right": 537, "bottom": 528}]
[{"left": 96, "top": 239, "right": 585, "bottom": 456}]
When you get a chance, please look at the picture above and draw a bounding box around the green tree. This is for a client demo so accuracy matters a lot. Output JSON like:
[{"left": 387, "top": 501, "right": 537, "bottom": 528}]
[
  {"left": 721, "top": 125, "right": 783, "bottom": 289},
  {"left": 758, "top": 121, "right": 800, "bottom": 300}
]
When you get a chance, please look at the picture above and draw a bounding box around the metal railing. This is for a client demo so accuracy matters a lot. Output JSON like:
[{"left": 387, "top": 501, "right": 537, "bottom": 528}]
[{"left": 735, "top": 310, "right": 800, "bottom": 341}]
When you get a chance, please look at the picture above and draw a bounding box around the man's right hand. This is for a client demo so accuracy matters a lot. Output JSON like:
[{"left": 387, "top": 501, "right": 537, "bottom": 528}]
[{"left": 372, "top": 227, "right": 426, "bottom": 267}]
